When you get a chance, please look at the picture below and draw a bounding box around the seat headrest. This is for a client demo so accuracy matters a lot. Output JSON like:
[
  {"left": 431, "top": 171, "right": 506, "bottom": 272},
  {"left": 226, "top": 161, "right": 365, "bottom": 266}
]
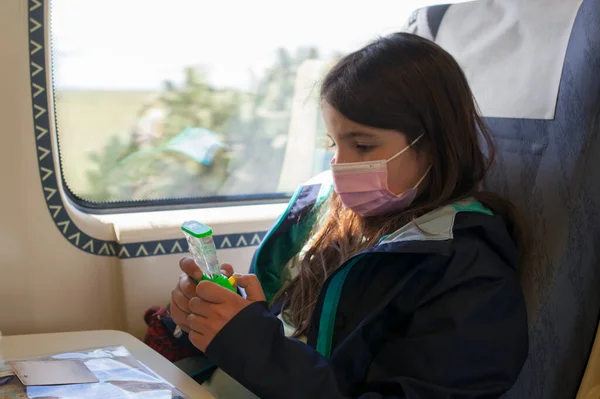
[{"left": 405, "top": 0, "right": 584, "bottom": 119}]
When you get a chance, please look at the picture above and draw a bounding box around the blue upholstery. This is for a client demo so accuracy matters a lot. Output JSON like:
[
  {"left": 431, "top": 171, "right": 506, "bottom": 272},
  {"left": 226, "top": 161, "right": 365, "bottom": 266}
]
[{"left": 415, "top": 1, "right": 600, "bottom": 398}]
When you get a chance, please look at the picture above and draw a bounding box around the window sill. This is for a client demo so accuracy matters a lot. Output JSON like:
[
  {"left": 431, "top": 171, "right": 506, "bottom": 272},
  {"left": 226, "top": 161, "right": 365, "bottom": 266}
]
[{"left": 93, "top": 202, "right": 285, "bottom": 244}]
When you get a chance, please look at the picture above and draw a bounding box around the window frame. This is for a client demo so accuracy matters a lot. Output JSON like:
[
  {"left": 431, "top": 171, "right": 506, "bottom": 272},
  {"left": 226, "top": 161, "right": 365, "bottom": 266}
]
[{"left": 60, "top": 179, "right": 293, "bottom": 215}]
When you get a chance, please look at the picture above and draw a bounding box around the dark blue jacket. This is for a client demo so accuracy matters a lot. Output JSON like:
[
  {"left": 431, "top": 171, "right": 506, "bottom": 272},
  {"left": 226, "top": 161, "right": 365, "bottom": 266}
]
[{"left": 176, "top": 173, "right": 528, "bottom": 398}]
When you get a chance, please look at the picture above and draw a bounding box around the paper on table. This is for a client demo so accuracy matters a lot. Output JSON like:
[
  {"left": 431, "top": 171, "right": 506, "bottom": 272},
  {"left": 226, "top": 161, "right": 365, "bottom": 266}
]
[
  {"left": 18, "top": 346, "right": 189, "bottom": 399},
  {"left": 10, "top": 359, "right": 99, "bottom": 386}
]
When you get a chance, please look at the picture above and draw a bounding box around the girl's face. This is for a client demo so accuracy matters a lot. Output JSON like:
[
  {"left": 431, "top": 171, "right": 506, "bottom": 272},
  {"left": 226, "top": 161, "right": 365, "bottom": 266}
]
[{"left": 322, "top": 101, "right": 430, "bottom": 195}]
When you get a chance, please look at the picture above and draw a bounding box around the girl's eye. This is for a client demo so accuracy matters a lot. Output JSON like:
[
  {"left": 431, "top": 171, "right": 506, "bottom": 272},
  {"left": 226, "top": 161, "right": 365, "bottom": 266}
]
[
  {"left": 323, "top": 136, "right": 336, "bottom": 149},
  {"left": 356, "top": 144, "right": 374, "bottom": 152}
]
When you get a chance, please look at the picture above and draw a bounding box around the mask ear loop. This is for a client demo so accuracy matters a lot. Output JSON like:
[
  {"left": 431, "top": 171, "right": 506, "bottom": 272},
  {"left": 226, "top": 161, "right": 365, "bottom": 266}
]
[
  {"left": 412, "top": 165, "right": 432, "bottom": 189},
  {"left": 387, "top": 132, "right": 426, "bottom": 163}
]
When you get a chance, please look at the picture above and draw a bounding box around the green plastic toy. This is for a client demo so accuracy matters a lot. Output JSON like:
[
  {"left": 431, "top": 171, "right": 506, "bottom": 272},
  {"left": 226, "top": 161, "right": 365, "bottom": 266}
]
[{"left": 182, "top": 220, "right": 236, "bottom": 292}]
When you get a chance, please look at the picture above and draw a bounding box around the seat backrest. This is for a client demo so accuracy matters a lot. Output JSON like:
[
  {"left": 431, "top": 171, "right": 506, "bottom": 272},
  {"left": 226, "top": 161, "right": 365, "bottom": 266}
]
[{"left": 407, "top": 1, "right": 600, "bottom": 398}]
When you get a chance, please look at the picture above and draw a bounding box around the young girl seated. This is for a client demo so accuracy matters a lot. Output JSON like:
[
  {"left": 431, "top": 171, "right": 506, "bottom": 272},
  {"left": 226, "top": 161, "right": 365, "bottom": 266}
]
[{"left": 169, "top": 32, "right": 528, "bottom": 398}]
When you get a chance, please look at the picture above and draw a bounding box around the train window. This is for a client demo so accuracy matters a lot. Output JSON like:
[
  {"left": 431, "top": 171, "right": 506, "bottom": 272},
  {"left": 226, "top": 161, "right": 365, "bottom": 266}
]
[{"left": 49, "top": 0, "right": 452, "bottom": 210}]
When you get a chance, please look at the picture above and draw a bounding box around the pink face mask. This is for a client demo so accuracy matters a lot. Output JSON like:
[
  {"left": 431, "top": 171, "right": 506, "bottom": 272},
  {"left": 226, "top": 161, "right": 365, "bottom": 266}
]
[{"left": 330, "top": 133, "right": 430, "bottom": 217}]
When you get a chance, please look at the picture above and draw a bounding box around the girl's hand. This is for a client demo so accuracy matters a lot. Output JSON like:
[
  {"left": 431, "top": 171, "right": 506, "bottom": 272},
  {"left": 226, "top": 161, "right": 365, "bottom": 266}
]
[
  {"left": 187, "top": 274, "right": 266, "bottom": 351},
  {"left": 171, "top": 257, "right": 234, "bottom": 333}
]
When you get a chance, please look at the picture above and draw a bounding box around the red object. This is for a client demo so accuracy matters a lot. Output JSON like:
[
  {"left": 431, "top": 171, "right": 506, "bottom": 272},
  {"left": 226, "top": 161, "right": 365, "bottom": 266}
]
[{"left": 143, "top": 306, "right": 197, "bottom": 362}]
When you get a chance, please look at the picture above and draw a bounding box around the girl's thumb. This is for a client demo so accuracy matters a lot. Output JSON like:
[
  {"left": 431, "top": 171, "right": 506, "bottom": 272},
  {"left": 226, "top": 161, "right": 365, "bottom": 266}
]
[{"left": 233, "top": 274, "right": 266, "bottom": 302}]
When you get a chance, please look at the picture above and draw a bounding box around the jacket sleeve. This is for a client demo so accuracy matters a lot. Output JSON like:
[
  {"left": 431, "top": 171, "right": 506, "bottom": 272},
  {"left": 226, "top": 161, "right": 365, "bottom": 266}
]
[{"left": 205, "top": 301, "right": 348, "bottom": 398}]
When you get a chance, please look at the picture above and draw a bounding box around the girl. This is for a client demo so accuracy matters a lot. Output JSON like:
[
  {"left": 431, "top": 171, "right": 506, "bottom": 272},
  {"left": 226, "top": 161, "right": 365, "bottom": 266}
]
[{"left": 170, "top": 32, "right": 528, "bottom": 398}]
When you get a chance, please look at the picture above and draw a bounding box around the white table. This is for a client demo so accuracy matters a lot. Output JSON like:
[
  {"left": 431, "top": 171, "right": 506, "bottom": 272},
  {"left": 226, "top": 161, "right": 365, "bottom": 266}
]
[{"left": 0, "top": 329, "right": 215, "bottom": 398}]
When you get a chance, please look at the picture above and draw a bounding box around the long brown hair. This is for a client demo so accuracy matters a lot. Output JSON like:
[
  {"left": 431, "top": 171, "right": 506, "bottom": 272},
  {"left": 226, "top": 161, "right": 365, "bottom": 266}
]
[{"left": 277, "top": 32, "right": 526, "bottom": 338}]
